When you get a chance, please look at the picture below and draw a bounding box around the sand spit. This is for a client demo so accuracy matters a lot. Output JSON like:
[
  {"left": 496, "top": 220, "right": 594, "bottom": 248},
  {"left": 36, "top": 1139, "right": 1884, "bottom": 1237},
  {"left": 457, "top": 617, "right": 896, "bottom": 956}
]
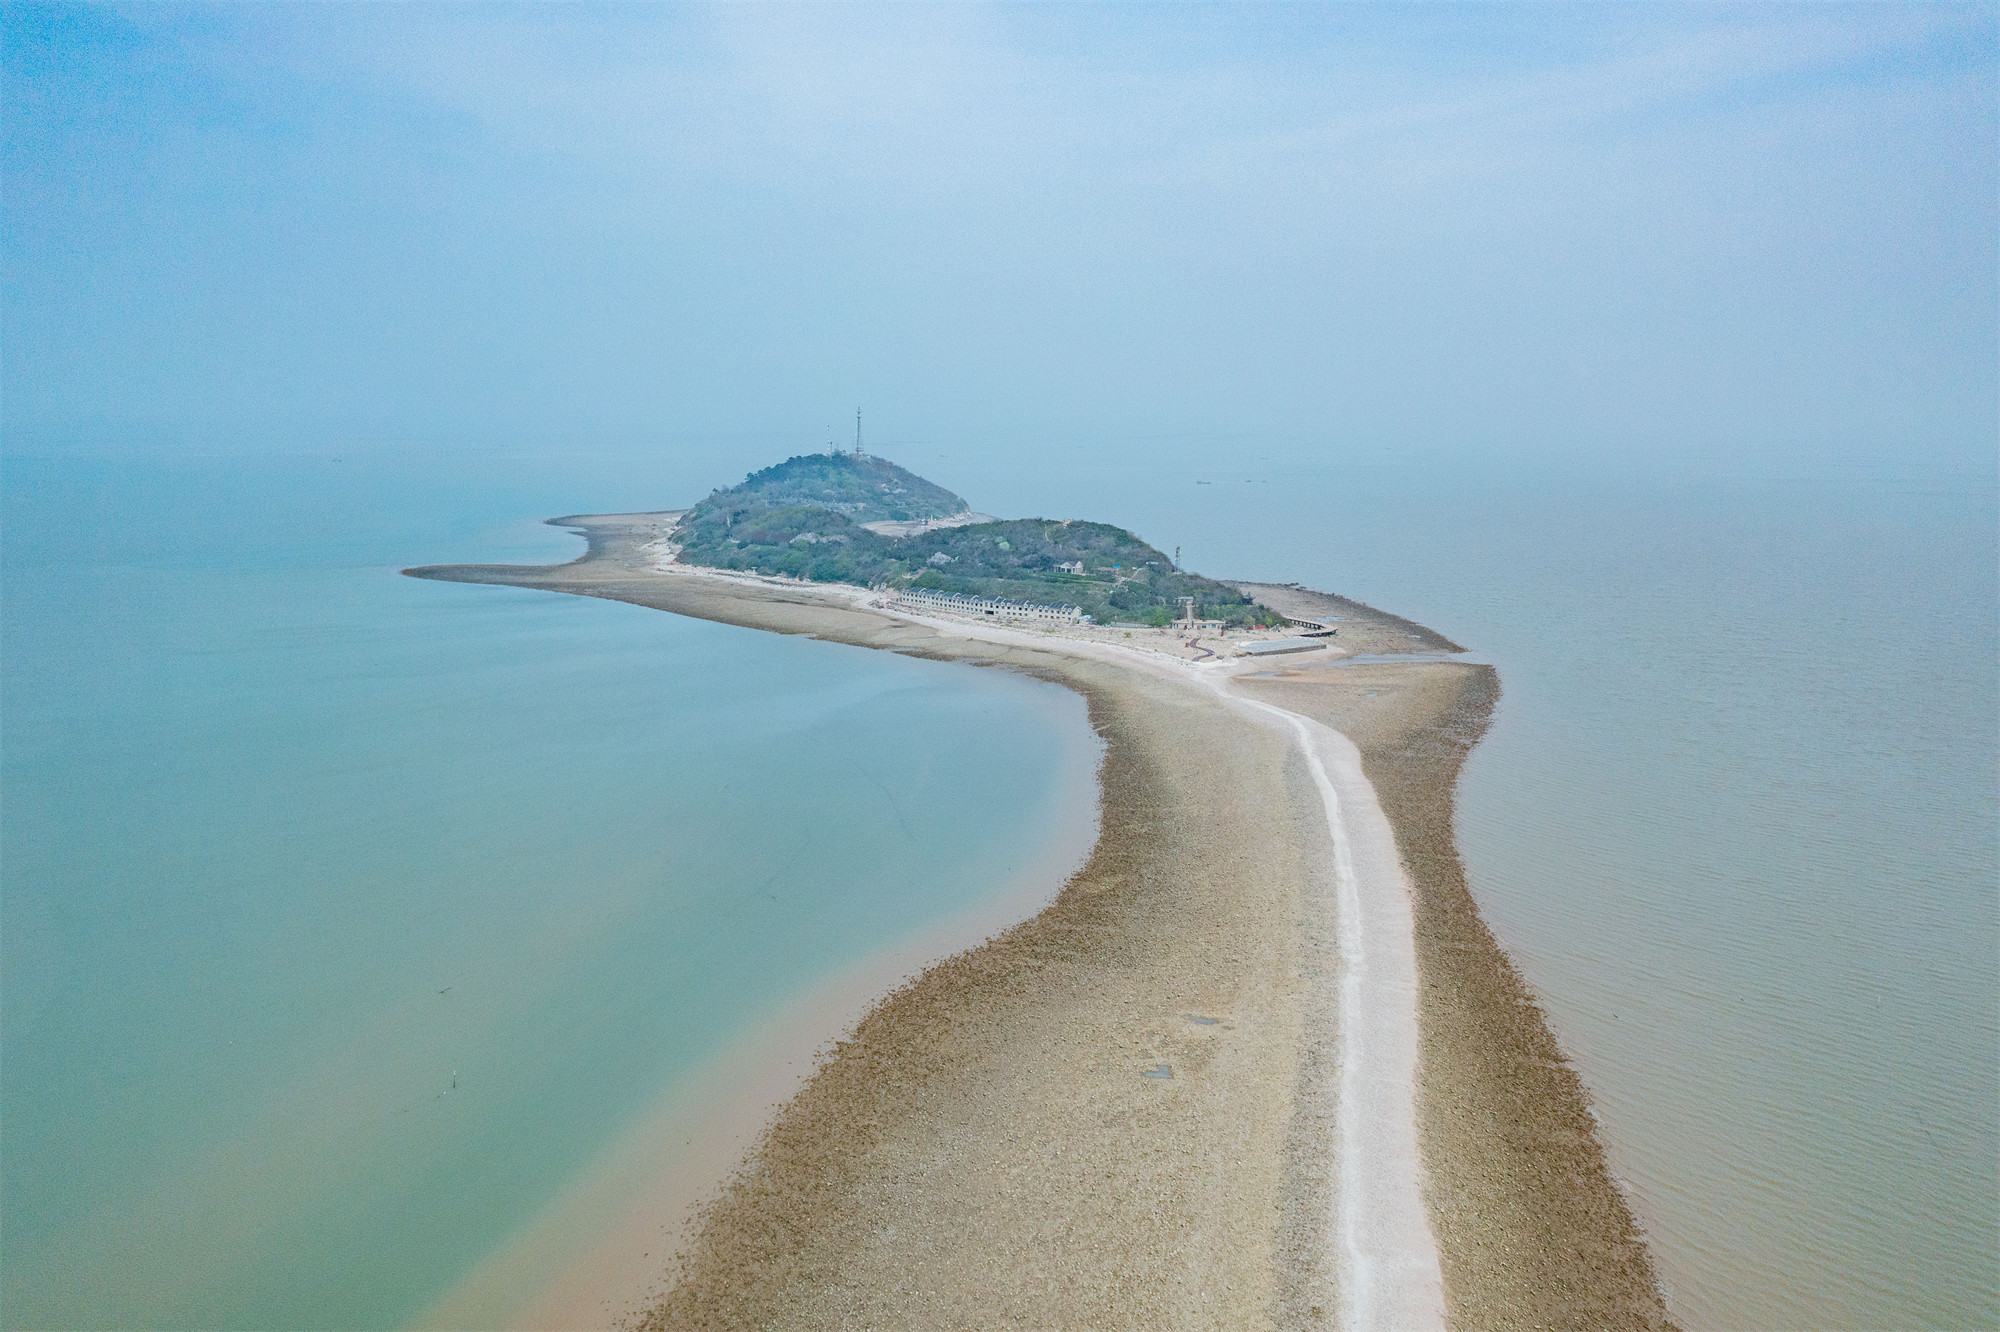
[
  {"left": 1231, "top": 701, "right": 1447, "bottom": 1330},
  {"left": 1229, "top": 581, "right": 1466, "bottom": 656},
  {"left": 1236, "top": 663, "right": 1675, "bottom": 1330},
  {"left": 405, "top": 513, "right": 1672, "bottom": 1330}
]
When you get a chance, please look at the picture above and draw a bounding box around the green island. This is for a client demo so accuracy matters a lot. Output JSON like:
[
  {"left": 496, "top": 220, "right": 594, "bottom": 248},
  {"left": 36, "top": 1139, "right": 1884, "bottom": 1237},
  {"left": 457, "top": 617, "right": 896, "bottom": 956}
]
[{"left": 672, "top": 451, "right": 1288, "bottom": 627}]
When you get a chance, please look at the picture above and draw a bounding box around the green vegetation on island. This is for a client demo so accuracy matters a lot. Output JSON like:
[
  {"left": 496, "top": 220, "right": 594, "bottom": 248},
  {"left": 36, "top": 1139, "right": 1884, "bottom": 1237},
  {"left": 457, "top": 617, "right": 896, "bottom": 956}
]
[
  {"left": 704, "top": 451, "right": 972, "bottom": 524},
  {"left": 673, "top": 452, "right": 1286, "bottom": 627}
]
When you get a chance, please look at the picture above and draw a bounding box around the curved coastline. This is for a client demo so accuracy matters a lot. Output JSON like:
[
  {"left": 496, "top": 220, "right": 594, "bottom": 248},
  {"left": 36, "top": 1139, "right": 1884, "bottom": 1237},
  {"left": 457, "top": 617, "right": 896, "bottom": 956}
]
[
  {"left": 413, "top": 763, "right": 1103, "bottom": 1331},
  {"left": 405, "top": 513, "right": 1674, "bottom": 1330}
]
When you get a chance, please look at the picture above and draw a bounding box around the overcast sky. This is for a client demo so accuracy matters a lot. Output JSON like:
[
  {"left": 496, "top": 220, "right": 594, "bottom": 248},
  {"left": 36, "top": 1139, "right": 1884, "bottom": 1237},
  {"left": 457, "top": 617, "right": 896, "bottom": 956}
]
[{"left": 4, "top": 3, "right": 1993, "bottom": 471}]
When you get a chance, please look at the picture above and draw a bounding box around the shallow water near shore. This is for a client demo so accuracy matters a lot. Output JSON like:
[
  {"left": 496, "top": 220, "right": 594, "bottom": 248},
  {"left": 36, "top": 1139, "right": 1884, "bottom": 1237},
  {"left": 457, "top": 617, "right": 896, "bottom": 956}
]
[{"left": 0, "top": 451, "right": 1096, "bottom": 1330}]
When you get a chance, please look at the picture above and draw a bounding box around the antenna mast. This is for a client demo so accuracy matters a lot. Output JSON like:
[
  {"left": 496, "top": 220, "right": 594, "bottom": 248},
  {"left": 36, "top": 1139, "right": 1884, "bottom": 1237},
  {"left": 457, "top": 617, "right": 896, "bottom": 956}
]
[{"left": 854, "top": 409, "right": 864, "bottom": 457}]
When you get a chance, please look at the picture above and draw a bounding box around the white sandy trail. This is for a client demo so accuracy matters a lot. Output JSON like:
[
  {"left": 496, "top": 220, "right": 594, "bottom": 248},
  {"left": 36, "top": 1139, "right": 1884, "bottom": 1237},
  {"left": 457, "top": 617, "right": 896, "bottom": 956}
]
[{"left": 1244, "top": 701, "right": 1447, "bottom": 1332}]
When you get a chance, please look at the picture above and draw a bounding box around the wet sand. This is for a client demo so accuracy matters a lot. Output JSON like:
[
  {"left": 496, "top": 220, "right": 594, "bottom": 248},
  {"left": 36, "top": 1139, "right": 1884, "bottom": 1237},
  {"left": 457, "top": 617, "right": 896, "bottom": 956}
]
[{"left": 406, "top": 513, "right": 1673, "bottom": 1330}]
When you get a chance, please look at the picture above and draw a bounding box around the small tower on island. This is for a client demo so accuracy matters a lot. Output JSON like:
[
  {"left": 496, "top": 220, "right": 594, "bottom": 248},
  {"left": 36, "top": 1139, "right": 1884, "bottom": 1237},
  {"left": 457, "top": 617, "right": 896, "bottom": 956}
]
[{"left": 854, "top": 409, "right": 865, "bottom": 457}]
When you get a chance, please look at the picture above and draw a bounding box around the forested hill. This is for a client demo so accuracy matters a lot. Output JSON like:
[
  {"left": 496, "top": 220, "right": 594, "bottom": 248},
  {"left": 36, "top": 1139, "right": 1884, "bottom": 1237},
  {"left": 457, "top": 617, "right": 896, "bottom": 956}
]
[
  {"left": 696, "top": 452, "right": 970, "bottom": 524},
  {"left": 673, "top": 453, "right": 1282, "bottom": 627}
]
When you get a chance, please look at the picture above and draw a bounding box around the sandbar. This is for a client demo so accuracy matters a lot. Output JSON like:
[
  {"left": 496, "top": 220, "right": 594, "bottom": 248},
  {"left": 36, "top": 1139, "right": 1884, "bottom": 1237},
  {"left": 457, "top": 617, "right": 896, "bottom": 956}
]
[{"left": 405, "top": 513, "right": 1674, "bottom": 1330}]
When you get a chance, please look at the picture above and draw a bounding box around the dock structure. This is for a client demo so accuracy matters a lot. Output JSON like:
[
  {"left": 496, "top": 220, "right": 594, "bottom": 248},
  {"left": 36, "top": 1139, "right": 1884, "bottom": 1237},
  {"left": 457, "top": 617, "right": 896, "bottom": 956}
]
[{"left": 889, "top": 587, "right": 1085, "bottom": 625}]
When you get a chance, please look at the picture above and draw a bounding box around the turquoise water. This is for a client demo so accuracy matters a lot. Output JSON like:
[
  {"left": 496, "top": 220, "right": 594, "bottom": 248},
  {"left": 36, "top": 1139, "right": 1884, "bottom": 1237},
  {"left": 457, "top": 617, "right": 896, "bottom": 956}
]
[
  {"left": 952, "top": 452, "right": 1996, "bottom": 1331},
  {"left": 0, "top": 452, "right": 1093, "bottom": 1330}
]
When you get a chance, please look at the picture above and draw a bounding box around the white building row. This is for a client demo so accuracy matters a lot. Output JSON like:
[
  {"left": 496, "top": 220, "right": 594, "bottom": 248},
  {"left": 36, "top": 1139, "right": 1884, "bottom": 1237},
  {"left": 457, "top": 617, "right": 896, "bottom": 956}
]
[{"left": 889, "top": 587, "right": 1085, "bottom": 624}]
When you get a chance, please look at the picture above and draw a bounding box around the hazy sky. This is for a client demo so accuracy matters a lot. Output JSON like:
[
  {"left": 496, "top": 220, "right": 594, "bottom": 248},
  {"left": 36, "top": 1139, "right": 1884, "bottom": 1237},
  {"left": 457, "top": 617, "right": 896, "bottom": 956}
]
[{"left": 5, "top": 3, "right": 1994, "bottom": 470}]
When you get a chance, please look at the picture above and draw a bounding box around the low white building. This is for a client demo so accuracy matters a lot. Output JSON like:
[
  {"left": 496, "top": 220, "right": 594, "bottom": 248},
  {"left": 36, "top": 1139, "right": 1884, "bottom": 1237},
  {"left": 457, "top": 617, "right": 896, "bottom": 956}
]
[{"left": 890, "top": 587, "right": 1084, "bottom": 624}]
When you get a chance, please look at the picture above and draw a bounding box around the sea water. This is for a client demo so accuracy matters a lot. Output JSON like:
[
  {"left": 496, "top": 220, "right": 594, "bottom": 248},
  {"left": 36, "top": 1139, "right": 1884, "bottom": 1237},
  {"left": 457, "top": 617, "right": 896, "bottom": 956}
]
[
  {"left": 946, "top": 449, "right": 1996, "bottom": 1332},
  {"left": 0, "top": 450, "right": 1096, "bottom": 1330}
]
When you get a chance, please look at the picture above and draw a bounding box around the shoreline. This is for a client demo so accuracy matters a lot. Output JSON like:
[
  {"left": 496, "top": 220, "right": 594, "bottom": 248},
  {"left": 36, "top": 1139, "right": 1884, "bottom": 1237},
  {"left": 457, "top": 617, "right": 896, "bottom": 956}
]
[
  {"left": 405, "top": 514, "right": 1674, "bottom": 1329},
  {"left": 413, "top": 739, "right": 1102, "bottom": 1330}
]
